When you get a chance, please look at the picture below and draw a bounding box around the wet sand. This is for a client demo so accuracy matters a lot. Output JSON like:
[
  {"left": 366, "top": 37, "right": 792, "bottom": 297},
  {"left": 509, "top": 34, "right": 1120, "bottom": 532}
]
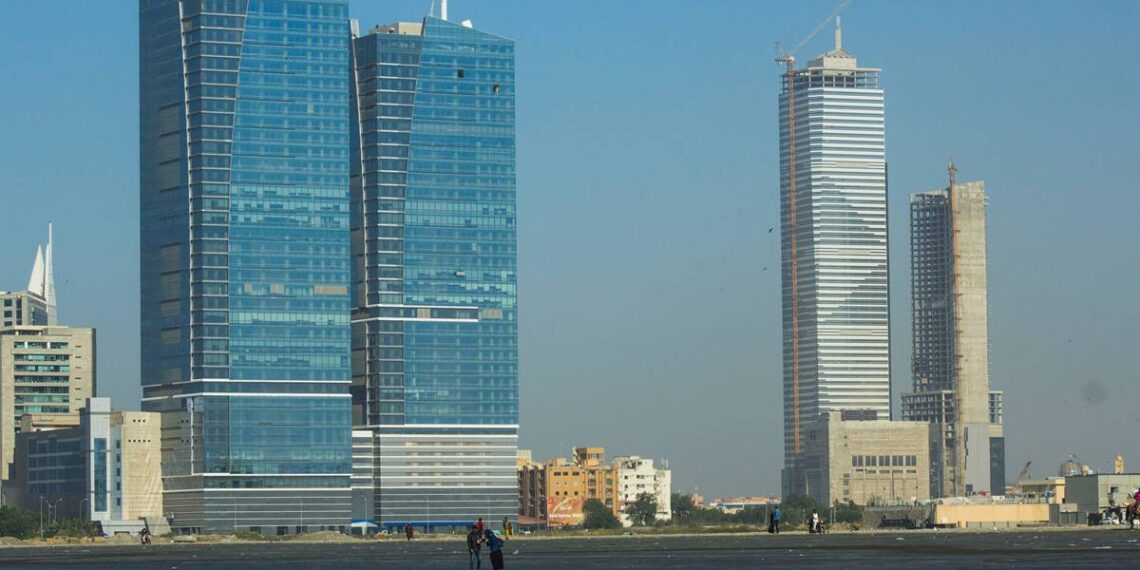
[{"left": 0, "top": 529, "right": 1137, "bottom": 569}]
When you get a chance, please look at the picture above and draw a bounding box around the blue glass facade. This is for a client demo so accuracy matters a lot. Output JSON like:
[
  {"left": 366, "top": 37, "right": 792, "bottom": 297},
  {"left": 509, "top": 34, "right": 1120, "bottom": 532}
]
[
  {"left": 351, "top": 17, "right": 518, "bottom": 527},
  {"left": 140, "top": 0, "right": 352, "bottom": 533},
  {"left": 93, "top": 438, "right": 108, "bottom": 512}
]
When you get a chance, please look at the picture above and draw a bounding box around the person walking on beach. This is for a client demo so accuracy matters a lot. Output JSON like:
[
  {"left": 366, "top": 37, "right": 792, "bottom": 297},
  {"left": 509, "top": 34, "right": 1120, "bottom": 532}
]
[
  {"left": 404, "top": 523, "right": 414, "bottom": 541},
  {"left": 485, "top": 529, "right": 506, "bottom": 570},
  {"left": 467, "top": 525, "right": 484, "bottom": 569},
  {"left": 772, "top": 505, "right": 782, "bottom": 534},
  {"left": 501, "top": 517, "right": 513, "bottom": 539}
]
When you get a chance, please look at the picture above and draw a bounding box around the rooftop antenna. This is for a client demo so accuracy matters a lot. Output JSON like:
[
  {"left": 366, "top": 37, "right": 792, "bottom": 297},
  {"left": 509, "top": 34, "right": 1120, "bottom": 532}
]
[
  {"left": 45, "top": 222, "right": 56, "bottom": 325},
  {"left": 835, "top": 16, "right": 842, "bottom": 50},
  {"left": 948, "top": 160, "right": 958, "bottom": 188}
]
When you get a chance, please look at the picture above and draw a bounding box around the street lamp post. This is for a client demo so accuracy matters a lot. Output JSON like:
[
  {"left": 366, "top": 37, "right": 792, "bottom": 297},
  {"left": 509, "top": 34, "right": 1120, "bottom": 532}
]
[
  {"left": 76, "top": 499, "right": 88, "bottom": 538},
  {"left": 39, "top": 496, "right": 46, "bottom": 538},
  {"left": 79, "top": 498, "right": 89, "bottom": 536},
  {"left": 52, "top": 498, "right": 64, "bottom": 525}
]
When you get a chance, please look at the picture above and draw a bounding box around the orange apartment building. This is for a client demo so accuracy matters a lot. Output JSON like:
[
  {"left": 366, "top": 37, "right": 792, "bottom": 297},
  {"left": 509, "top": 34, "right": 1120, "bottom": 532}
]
[{"left": 518, "top": 446, "right": 620, "bottom": 526}]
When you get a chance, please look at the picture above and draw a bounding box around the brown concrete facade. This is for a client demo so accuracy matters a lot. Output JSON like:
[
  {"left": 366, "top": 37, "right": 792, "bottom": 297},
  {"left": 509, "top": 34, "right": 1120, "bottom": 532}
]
[
  {"left": 904, "top": 175, "right": 1004, "bottom": 498},
  {"left": 802, "top": 411, "right": 932, "bottom": 506}
]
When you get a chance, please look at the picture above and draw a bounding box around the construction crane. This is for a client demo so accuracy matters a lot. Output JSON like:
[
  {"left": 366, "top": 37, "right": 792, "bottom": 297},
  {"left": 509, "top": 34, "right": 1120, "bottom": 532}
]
[
  {"left": 1008, "top": 461, "right": 1033, "bottom": 494},
  {"left": 775, "top": 0, "right": 852, "bottom": 458},
  {"left": 946, "top": 160, "right": 966, "bottom": 497}
]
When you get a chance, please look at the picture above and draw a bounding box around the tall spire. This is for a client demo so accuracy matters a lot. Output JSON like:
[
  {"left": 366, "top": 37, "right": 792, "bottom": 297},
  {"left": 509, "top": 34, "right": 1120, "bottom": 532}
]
[
  {"left": 25, "top": 224, "right": 57, "bottom": 324},
  {"left": 44, "top": 223, "right": 56, "bottom": 325},
  {"left": 948, "top": 161, "right": 958, "bottom": 188},
  {"left": 835, "top": 16, "right": 842, "bottom": 51},
  {"left": 441, "top": 0, "right": 448, "bottom": 20},
  {"left": 27, "top": 245, "right": 44, "bottom": 295}
]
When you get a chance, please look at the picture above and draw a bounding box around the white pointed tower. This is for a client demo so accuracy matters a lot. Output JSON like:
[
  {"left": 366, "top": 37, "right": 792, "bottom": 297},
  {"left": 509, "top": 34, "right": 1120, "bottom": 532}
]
[
  {"left": 44, "top": 223, "right": 56, "bottom": 324},
  {"left": 25, "top": 224, "right": 57, "bottom": 324},
  {"left": 27, "top": 245, "right": 45, "bottom": 295}
]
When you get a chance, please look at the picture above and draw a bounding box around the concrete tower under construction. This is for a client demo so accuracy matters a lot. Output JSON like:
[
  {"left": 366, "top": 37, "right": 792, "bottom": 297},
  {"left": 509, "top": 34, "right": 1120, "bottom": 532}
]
[{"left": 902, "top": 165, "right": 1005, "bottom": 498}]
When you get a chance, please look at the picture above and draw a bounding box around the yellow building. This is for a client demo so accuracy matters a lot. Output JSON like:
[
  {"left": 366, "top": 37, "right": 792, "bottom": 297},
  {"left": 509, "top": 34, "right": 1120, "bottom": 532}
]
[
  {"left": 518, "top": 446, "right": 619, "bottom": 526},
  {"left": 114, "top": 410, "right": 163, "bottom": 525},
  {"left": 802, "top": 411, "right": 932, "bottom": 506},
  {"left": 0, "top": 326, "right": 95, "bottom": 480},
  {"left": 933, "top": 501, "right": 1050, "bottom": 528},
  {"left": 1009, "top": 477, "right": 1065, "bottom": 503}
]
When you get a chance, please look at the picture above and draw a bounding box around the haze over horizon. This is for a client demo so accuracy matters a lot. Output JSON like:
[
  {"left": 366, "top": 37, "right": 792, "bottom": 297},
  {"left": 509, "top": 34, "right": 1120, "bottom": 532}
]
[{"left": 1, "top": 0, "right": 1137, "bottom": 498}]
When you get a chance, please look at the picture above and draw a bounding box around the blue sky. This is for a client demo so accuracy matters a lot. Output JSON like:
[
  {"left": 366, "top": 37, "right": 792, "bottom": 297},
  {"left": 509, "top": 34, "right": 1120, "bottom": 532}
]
[{"left": 0, "top": 0, "right": 1137, "bottom": 497}]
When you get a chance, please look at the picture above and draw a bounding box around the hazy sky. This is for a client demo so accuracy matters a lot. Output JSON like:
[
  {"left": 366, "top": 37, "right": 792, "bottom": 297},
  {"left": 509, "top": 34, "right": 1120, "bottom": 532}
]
[{"left": 1, "top": 0, "right": 1137, "bottom": 498}]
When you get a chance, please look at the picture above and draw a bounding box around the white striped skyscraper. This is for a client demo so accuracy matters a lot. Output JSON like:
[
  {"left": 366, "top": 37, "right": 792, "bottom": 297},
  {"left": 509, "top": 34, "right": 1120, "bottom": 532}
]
[{"left": 779, "top": 23, "right": 889, "bottom": 497}]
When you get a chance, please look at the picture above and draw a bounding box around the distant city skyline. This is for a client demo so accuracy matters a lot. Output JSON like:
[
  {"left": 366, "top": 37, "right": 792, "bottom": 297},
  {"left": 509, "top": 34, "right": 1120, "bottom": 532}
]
[{"left": 1, "top": 0, "right": 1138, "bottom": 497}]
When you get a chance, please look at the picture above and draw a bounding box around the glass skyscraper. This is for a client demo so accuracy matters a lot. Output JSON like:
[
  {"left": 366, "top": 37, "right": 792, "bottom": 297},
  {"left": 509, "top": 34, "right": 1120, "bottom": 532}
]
[
  {"left": 778, "top": 25, "right": 889, "bottom": 497},
  {"left": 139, "top": 0, "right": 353, "bottom": 533},
  {"left": 350, "top": 15, "right": 518, "bottom": 528}
]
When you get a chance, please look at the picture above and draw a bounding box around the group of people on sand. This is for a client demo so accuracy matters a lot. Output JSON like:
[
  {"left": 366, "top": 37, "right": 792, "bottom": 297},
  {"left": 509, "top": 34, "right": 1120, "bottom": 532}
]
[
  {"left": 467, "top": 517, "right": 510, "bottom": 570},
  {"left": 399, "top": 515, "right": 513, "bottom": 569},
  {"left": 766, "top": 505, "right": 825, "bottom": 534}
]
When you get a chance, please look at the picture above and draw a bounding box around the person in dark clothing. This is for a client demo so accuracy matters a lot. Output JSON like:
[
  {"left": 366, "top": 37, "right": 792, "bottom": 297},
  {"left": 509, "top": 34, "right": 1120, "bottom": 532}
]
[
  {"left": 485, "top": 529, "right": 505, "bottom": 570},
  {"left": 404, "top": 523, "right": 414, "bottom": 541},
  {"left": 772, "top": 505, "right": 782, "bottom": 534},
  {"left": 467, "top": 525, "right": 484, "bottom": 569}
]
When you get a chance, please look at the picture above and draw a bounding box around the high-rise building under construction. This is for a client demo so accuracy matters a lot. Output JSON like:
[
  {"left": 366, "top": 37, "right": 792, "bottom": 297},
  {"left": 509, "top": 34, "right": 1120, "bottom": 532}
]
[
  {"left": 778, "top": 22, "right": 890, "bottom": 497},
  {"left": 902, "top": 165, "right": 1005, "bottom": 498}
]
